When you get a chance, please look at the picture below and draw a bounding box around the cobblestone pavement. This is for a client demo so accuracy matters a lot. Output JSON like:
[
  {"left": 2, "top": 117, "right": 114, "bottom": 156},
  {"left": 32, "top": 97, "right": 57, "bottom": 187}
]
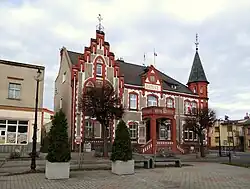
[{"left": 0, "top": 162, "right": 250, "bottom": 189}]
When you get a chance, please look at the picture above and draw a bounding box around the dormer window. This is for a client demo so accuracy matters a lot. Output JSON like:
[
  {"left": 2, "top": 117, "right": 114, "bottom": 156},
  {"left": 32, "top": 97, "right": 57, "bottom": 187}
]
[
  {"left": 96, "top": 64, "right": 102, "bottom": 76},
  {"left": 171, "top": 85, "right": 177, "bottom": 89}
]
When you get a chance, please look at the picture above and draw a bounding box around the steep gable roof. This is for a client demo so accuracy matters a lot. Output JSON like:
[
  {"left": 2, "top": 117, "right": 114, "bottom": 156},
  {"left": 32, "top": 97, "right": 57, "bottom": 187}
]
[
  {"left": 187, "top": 51, "right": 209, "bottom": 84},
  {"left": 66, "top": 50, "right": 194, "bottom": 95}
]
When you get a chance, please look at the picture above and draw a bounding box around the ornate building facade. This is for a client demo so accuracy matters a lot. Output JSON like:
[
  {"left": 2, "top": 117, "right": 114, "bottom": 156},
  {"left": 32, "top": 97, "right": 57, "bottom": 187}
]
[{"left": 54, "top": 27, "right": 209, "bottom": 154}]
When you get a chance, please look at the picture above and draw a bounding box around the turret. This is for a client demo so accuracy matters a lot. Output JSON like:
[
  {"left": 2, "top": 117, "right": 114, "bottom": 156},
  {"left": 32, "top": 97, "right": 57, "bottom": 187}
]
[{"left": 187, "top": 34, "right": 209, "bottom": 108}]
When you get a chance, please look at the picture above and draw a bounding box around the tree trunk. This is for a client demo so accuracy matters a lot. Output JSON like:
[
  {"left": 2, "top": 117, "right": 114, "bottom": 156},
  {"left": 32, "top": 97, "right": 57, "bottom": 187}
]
[
  {"left": 199, "top": 134, "right": 205, "bottom": 157},
  {"left": 101, "top": 124, "right": 108, "bottom": 157}
]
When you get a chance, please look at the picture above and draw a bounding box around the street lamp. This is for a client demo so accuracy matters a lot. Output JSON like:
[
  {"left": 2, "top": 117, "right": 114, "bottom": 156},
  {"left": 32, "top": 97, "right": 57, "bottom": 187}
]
[
  {"left": 31, "top": 68, "right": 42, "bottom": 171},
  {"left": 218, "top": 119, "right": 222, "bottom": 157}
]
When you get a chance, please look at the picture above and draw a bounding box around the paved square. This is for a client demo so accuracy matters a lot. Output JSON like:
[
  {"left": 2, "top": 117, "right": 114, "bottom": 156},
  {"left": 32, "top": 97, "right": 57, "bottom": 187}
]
[{"left": 0, "top": 162, "right": 250, "bottom": 189}]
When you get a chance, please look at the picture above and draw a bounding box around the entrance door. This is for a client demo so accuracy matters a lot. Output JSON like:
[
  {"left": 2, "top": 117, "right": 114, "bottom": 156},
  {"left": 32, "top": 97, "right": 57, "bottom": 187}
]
[{"left": 146, "top": 120, "right": 150, "bottom": 142}]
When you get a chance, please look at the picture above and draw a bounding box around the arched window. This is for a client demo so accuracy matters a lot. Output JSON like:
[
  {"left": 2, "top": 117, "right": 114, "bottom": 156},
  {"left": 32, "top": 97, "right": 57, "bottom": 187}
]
[
  {"left": 147, "top": 95, "right": 157, "bottom": 106},
  {"left": 191, "top": 101, "right": 197, "bottom": 113},
  {"left": 184, "top": 100, "right": 191, "bottom": 114},
  {"left": 129, "top": 93, "right": 138, "bottom": 110},
  {"left": 129, "top": 122, "right": 138, "bottom": 139},
  {"left": 166, "top": 97, "right": 174, "bottom": 108}
]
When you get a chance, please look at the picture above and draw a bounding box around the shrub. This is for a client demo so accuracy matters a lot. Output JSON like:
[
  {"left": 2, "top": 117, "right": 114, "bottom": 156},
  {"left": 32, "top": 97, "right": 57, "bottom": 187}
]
[
  {"left": 110, "top": 119, "right": 132, "bottom": 162},
  {"left": 46, "top": 109, "right": 71, "bottom": 162}
]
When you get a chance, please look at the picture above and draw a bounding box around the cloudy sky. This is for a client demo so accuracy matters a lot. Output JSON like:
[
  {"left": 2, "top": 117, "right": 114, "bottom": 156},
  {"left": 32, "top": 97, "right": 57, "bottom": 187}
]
[{"left": 1, "top": 0, "right": 250, "bottom": 120}]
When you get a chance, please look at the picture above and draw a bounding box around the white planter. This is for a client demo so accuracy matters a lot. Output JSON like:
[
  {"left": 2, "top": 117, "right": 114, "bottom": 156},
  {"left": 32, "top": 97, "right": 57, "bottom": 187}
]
[
  {"left": 45, "top": 161, "right": 70, "bottom": 179},
  {"left": 111, "top": 160, "right": 134, "bottom": 175}
]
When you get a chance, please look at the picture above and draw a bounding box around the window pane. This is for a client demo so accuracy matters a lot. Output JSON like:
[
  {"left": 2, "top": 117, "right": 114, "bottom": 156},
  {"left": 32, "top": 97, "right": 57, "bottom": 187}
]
[
  {"left": 18, "top": 126, "right": 28, "bottom": 133},
  {"left": 7, "top": 126, "right": 16, "bottom": 132},
  {"left": 129, "top": 94, "right": 137, "bottom": 109},
  {"left": 139, "top": 127, "right": 145, "bottom": 137},
  {"left": 184, "top": 131, "right": 188, "bottom": 139},
  {"left": 8, "top": 120, "right": 17, "bottom": 125},
  {"left": 19, "top": 121, "right": 28, "bottom": 125},
  {"left": 0, "top": 120, "right": 6, "bottom": 124},
  {"left": 7, "top": 133, "right": 16, "bottom": 144},
  {"left": 96, "top": 64, "right": 102, "bottom": 75}
]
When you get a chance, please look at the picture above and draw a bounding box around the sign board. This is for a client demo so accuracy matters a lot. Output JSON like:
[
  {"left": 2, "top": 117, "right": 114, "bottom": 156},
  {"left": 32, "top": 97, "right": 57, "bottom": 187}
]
[{"left": 144, "top": 83, "right": 161, "bottom": 91}]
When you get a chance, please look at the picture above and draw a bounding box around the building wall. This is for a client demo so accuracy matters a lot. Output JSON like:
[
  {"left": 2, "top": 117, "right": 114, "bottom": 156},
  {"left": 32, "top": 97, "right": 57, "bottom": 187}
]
[
  {"left": 54, "top": 49, "right": 72, "bottom": 136},
  {"left": 0, "top": 108, "right": 43, "bottom": 153},
  {"left": 0, "top": 63, "right": 44, "bottom": 108},
  {"left": 210, "top": 120, "right": 243, "bottom": 148}
]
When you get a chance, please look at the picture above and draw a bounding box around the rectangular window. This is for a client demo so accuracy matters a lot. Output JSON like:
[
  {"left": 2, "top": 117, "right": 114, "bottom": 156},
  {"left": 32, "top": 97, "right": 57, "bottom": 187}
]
[
  {"left": 0, "top": 120, "right": 28, "bottom": 145},
  {"left": 147, "top": 95, "right": 157, "bottom": 107},
  {"left": 129, "top": 93, "right": 137, "bottom": 110},
  {"left": 129, "top": 122, "right": 138, "bottom": 139},
  {"left": 184, "top": 130, "right": 188, "bottom": 140},
  {"left": 228, "top": 136, "right": 233, "bottom": 143},
  {"left": 85, "top": 120, "right": 93, "bottom": 138},
  {"left": 62, "top": 72, "right": 66, "bottom": 83},
  {"left": 227, "top": 126, "right": 232, "bottom": 132},
  {"left": 8, "top": 83, "right": 21, "bottom": 99},
  {"left": 166, "top": 98, "right": 173, "bottom": 108},
  {"left": 215, "top": 127, "right": 220, "bottom": 132},
  {"left": 248, "top": 128, "right": 250, "bottom": 135},
  {"left": 215, "top": 137, "right": 219, "bottom": 143},
  {"left": 248, "top": 140, "right": 250, "bottom": 147},
  {"left": 139, "top": 127, "right": 145, "bottom": 138},
  {"left": 96, "top": 64, "right": 102, "bottom": 76}
]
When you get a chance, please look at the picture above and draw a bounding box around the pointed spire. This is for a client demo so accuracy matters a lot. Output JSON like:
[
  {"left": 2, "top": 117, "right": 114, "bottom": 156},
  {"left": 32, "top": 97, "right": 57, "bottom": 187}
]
[{"left": 187, "top": 34, "right": 209, "bottom": 85}]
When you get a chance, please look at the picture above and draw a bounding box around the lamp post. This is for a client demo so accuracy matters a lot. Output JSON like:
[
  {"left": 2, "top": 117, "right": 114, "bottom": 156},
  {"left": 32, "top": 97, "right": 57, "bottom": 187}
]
[
  {"left": 218, "top": 119, "right": 222, "bottom": 157},
  {"left": 31, "top": 68, "right": 42, "bottom": 171}
]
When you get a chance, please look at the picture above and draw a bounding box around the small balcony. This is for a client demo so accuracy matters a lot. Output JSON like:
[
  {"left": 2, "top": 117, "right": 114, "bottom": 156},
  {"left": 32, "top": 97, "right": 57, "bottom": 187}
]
[{"left": 142, "top": 106, "right": 175, "bottom": 119}]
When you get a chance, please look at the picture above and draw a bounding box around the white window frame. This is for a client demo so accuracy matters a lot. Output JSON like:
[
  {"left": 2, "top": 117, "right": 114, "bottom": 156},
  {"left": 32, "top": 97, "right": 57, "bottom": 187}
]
[
  {"left": 184, "top": 101, "right": 191, "bottom": 114},
  {"left": 96, "top": 64, "right": 102, "bottom": 76},
  {"left": 85, "top": 120, "right": 93, "bottom": 138},
  {"left": 147, "top": 95, "right": 157, "bottom": 107},
  {"left": 0, "top": 120, "right": 28, "bottom": 145},
  {"left": 129, "top": 122, "right": 138, "bottom": 139},
  {"left": 184, "top": 129, "right": 198, "bottom": 141},
  {"left": 129, "top": 93, "right": 137, "bottom": 110},
  {"left": 166, "top": 98, "right": 173, "bottom": 108},
  {"left": 8, "top": 83, "right": 21, "bottom": 99}
]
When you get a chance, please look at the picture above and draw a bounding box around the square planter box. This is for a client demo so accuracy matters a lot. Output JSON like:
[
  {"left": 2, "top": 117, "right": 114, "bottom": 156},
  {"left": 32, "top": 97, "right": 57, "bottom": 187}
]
[
  {"left": 45, "top": 161, "right": 70, "bottom": 179},
  {"left": 111, "top": 160, "right": 134, "bottom": 175}
]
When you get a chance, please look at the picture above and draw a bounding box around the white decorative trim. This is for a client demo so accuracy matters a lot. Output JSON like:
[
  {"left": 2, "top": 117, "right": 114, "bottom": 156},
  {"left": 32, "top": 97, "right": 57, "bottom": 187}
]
[
  {"left": 142, "top": 143, "right": 152, "bottom": 153},
  {"left": 156, "top": 141, "right": 173, "bottom": 145}
]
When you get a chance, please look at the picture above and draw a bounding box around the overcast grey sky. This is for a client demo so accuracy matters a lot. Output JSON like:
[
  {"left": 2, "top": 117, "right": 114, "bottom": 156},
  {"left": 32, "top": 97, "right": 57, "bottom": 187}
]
[{"left": 0, "top": 0, "right": 250, "bottom": 120}]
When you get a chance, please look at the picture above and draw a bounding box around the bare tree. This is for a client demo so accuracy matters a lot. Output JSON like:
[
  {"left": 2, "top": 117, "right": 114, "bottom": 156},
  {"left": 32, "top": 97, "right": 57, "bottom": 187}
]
[
  {"left": 80, "top": 81, "right": 124, "bottom": 157},
  {"left": 184, "top": 107, "right": 216, "bottom": 157}
]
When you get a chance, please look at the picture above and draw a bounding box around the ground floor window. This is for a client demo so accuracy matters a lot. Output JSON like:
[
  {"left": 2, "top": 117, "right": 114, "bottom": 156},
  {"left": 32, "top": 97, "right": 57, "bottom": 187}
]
[
  {"left": 0, "top": 120, "right": 28, "bottom": 144},
  {"left": 139, "top": 126, "right": 145, "bottom": 138},
  {"left": 85, "top": 120, "right": 93, "bottom": 138},
  {"left": 184, "top": 129, "right": 198, "bottom": 141},
  {"left": 129, "top": 122, "right": 138, "bottom": 139}
]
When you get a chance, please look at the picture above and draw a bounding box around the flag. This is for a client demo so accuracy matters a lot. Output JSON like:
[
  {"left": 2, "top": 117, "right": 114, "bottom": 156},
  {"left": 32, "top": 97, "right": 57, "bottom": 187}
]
[
  {"left": 143, "top": 53, "right": 146, "bottom": 61},
  {"left": 154, "top": 52, "right": 157, "bottom": 56}
]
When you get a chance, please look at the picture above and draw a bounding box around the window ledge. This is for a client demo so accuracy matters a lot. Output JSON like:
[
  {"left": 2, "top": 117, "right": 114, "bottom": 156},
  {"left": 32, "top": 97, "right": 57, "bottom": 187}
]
[{"left": 7, "top": 98, "right": 21, "bottom": 101}]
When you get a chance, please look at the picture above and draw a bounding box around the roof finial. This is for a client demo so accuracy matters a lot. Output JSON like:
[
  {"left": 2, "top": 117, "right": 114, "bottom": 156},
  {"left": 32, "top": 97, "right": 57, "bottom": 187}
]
[
  {"left": 96, "top": 14, "right": 104, "bottom": 31},
  {"left": 195, "top": 33, "right": 199, "bottom": 51}
]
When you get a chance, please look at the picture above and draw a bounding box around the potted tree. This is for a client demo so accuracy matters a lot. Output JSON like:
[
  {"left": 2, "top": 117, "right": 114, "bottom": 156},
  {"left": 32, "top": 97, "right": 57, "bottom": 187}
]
[
  {"left": 45, "top": 109, "right": 71, "bottom": 179},
  {"left": 111, "top": 120, "right": 134, "bottom": 175}
]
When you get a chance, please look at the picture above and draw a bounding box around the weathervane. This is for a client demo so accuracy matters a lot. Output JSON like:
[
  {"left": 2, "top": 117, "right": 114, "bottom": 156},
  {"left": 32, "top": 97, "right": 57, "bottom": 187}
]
[
  {"left": 97, "top": 14, "right": 104, "bottom": 31},
  {"left": 195, "top": 33, "right": 199, "bottom": 51}
]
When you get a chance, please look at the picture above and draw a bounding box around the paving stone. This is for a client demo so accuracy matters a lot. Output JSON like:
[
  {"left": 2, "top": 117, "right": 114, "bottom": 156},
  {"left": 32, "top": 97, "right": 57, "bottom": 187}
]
[{"left": 0, "top": 162, "right": 250, "bottom": 189}]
